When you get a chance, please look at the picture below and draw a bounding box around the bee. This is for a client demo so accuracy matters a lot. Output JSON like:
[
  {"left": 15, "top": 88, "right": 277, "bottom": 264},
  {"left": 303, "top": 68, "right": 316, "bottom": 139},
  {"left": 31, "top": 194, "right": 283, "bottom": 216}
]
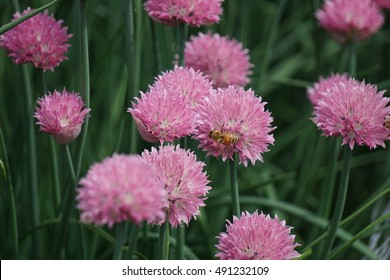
[
  {"left": 209, "top": 129, "right": 239, "bottom": 145},
  {"left": 386, "top": 116, "right": 390, "bottom": 129}
]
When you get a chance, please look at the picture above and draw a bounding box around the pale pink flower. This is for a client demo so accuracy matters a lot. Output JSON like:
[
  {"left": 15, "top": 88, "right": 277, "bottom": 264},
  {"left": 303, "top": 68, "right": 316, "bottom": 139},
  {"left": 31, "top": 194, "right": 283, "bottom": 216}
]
[
  {"left": 313, "top": 79, "right": 390, "bottom": 150},
  {"left": 0, "top": 7, "right": 72, "bottom": 71},
  {"left": 128, "top": 83, "right": 196, "bottom": 144},
  {"left": 141, "top": 145, "right": 210, "bottom": 227},
  {"left": 144, "top": 0, "right": 224, "bottom": 27},
  {"left": 184, "top": 33, "right": 252, "bottom": 88},
  {"left": 153, "top": 66, "right": 214, "bottom": 109},
  {"left": 373, "top": 0, "right": 390, "bottom": 9},
  {"left": 315, "top": 0, "right": 384, "bottom": 43},
  {"left": 77, "top": 154, "right": 166, "bottom": 228},
  {"left": 307, "top": 73, "right": 352, "bottom": 106},
  {"left": 194, "top": 86, "right": 274, "bottom": 167},
  {"left": 216, "top": 211, "right": 300, "bottom": 260},
  {"left": 34, "top": 89, "right": 90, "bottom": 144}
]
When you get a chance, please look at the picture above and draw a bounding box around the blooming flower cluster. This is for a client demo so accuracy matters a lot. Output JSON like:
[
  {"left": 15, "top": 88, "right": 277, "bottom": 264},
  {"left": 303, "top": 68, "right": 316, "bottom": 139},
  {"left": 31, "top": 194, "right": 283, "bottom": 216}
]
[
  {"left": 216, "top": 211, "right": 300, "bottom": 260},
  {"left": 315, "top": 0, "right": 384, "bottom": 43},
  {"left": 34, "top": 89, "right": 90, "bottom": 144},
  {"left": 313, "top": 79, "right": 390, "bottom": 150},
  {"left": 184, "top": 33, "right": 252, "bottom": 88},
  {"left": 144, "top": 0, "right": 224, "bottom": 27},
  {"left": 142, "top": 145, "right": 210, "bottom": 227},
  {"left": 0, "top": 7, "right": 72, "bottom": 71},
  {"left": 194, "top": 86, "right": 274, "bottom": 166},
  {"left": 307, "top": 73, "right": 352, "bottom": 106},
  {"left": 374, "top": 0, "right": 390, "bottom": 9},
  {"left": 77, "top": 154, "right": 166, "bottom": 228}
]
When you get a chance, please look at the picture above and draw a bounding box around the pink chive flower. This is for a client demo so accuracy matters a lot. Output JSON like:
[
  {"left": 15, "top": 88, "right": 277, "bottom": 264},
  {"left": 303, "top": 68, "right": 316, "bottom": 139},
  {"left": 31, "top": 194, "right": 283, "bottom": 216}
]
[
  {"left": 373, "top": 0, "right": 390, "bottom": 9},
  {"left": 153, "top": 66, "right": 214, "bottom": 109},
  {"left": 128, "top": 83, "right": 196, "bottom": 144},
  {"left": 144, "top": 0, "right": 224, "bottom": 27},
  {"left": 313, "top": 79, "right": 390, "bottom": 150},
  {"left": 34, "top": 89, "right": 90, "bottom": 144},
  {"left": 307, "top": 73, "right": 352, "bottom": 107},
  {"left": 184, "top": 33, "right": 252, "bottom": 88},
  {"left": 77, "top": 154, "right": 166, "bottom": 228},
  {"left": 315, "top": 0, "right": 384, "bottom": 44},
  {"left": 194, "top": 86, "right": 274, "bottom": 167},
  {"left": 216, "top": 211, "right": 300, "bottom": 260},
  {"left": 141, "top": 145, "right": 210, "bottom": 227},
  {"left": 0, "top": 7, "right": 72, "bottom": 71}
]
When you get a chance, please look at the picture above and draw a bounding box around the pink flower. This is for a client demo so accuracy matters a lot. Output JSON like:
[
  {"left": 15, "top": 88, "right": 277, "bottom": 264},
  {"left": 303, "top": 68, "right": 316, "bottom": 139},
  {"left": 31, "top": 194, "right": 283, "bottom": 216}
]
[
  {"left": 77, "top": 154, "right": 166, "bottom": 228},
  {"left": 144, "top": 0, "right": 224, "bottom": 27},
  {"left": 34, "top": 89, "right": 90, "bottom": 144},
  {"left": 315, "top": 0, "right": 384, "bottom": 43},
  {"left": 194, "top": 86, "right": 275, "bottom": 167},
  {"left": 128, "top": 83, "right": 196, "bottom": 144},
  {"left": 141, "top": 145, "right": 210, "bottom": 227},
  {"left": 373, "top": 0, "right": 390, "bottom": 9},
  {"left": 153, "top": 66, "right": 214, "bottom": 109},
  {"left": 184, "top": 33, "right": 252, "bottom": 88},
  {"left": 307, "top": 73, "right": 352, "bottom": 106},
  {"left": 216, "top": 211, "right": 300, "bottom": 260},
  {"left": 0, "top": 7, "right": 72, "bottom": 71},
  {"left": 313, "top": 79, "right": 390, "bottom": 150}
]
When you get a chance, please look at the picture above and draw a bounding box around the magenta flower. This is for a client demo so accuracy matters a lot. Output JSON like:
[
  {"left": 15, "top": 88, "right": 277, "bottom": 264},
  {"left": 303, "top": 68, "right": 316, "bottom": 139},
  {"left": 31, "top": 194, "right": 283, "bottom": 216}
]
[
  {"left": 144, "top": 0, "right": 224, "bottom": 27},
  {"left": 141, "top": 145, "right": 210, "bottom": 227},
  {"left": 77, "top": 154, "right": 166, "bottom": 228},
  {"left": 194, "top": 86, "right": 274, "bottom": 167},
  {"left": 0, "top": 7, "right": 72, "bottom": 71},
  {"left": 313, "top": 79, "right": 390, "bottom": 150},
  {"left": 315, "top": 0, "right": 384, "bottom": 43},
  {"left": 128, "top": 83, "right": 196, "bottom": 144},
  {"left": 307, "top": 73, "right": 352, "bottom": 106},
  {"left": 153, "top": 66, "right": 214, "bottom": 110},
  {"left": 373, "top": 0, "right": 390, "bottom": 9},
  {"left": 216, "top": 211, "right": 300, "bottom": 260},
  {"left": 184, "top": 33, "right": 252, "bottom": 88},
  {"left": 34, "top": 89, "right": 90, "bottom": 144}
]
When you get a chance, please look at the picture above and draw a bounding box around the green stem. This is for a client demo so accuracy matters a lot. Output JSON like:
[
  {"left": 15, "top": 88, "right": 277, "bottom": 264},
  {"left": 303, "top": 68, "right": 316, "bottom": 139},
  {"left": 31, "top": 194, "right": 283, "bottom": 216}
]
[
  {"left": 329, "top": 213, "right": 390, "bottom": 259},
  {"left": 41, "top": 72, "right": 61, "bottom": 211},
  {"left": 76, "top": 0, "right": 90, "bottom": 177},
  {"left": 0, "top": 127, "right": 19, "bottom": 258},
  {"left": 313, "top": 138, "right": 340, "bottom": 259},
  {"left": 229, "top": 155, "right": 240, "bottom": 217},
  {"left": 114, "top": 223, "right": 125, "bottom": 260},
  {"left": 22, "top": 66, "right": 40, "bottom": 227},
  {"left": 176, "top": 226, "right": 185, "bottom": 260},
  {"left": 158, "top": 213, "right": 170, "bottom": 260},
  {"left": 257, "top": 0, "right": 287, "bottom": 94},
  {"left": 177, "top": 23, "right": 187, "bottom": 66},
  {"left": 321, "top": 146, "right": 352, "bottom": 259},
  {"left": 126, "top": 223, "right": 140, "bottom": 259},
  {"left": 348, "top": 43, "right": 357, "bottom": 77}
]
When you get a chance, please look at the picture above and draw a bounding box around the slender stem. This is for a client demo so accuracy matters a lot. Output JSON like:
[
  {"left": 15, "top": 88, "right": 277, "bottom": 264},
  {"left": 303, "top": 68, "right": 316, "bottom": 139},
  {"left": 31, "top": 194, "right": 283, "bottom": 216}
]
[
  {"left": 257, "top": 0, "right": 287, "bottom": 94},
  {"left": 329, "top": 213, "right": 390, "bottom": 259},
  {"left": 41, "top": 72, "right": 61, "bottom": 211},
  {"left": 158, "top": 212, "right": 170, "bottom": 260},
  {"left": 177, "top": 23, "right": 187, "bottom": 66},
  {"left": 114, "top": 223, "right": 125, "bottom": 260},
  {"left": 126, "top": 223, "right": 140, "bottom": 259},
  {"left": 0, "top": 127, "right": 19, "bottom": 258},
  {"left": 76, "top": 0, "right": 90, "bottom": 177},
  {"left": 348, "top": 43, "right": 357, "bottom": 77},
  {"left": 314, "top": 138, "right": 340, "bottom": 259},
  {"left": 176, "top": 226, "right": 185, "bottom": 260},
  {"left": 229, "top": 155, "right": 240, "bottom": 217},
  {"left": 321, "top": 146, "right": 352, "bottom": 259}
]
